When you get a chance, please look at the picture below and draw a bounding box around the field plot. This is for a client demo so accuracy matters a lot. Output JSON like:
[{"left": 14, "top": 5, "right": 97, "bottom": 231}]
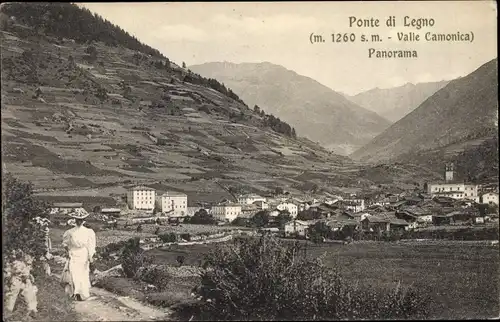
[{"left": 144, "top": 240, "right": 499, "bottom": 319}]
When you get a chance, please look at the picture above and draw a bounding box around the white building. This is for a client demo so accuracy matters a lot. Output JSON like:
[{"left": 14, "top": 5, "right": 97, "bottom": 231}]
[
  {"left": 428, "top": 183, "right": 479, "bottom": 202},
  {"left": 276, "top": 202, "right": 298, "bottom": 217},
  {"left": 127, "top": 186, "right": 156, "bottom": 211},
  {"left": 481, "top": 192, "right": 499, "bottom": 206},
  {"left": 237, "top": 194, "right": 267, "bottom": 205},
  {"left": 212, "top": 202, "right": 242, "bottom": 222},
  {"left": 342, "top": 199, "right": 365, "bottom": 213},
  {"left": 427, "top": 163, "right": 479, "bottom": 202},
  {"left": 156, "top": 191, "right": 188, "bottom": 215},
  {"left": 284, "top": 220, "right": 315, "bottom": 237}
]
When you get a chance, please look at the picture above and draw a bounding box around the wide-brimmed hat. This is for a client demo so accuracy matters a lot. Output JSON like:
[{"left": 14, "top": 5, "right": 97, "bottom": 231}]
[{"left": 67, "top": 208, "right": 89, "bottom": 219}]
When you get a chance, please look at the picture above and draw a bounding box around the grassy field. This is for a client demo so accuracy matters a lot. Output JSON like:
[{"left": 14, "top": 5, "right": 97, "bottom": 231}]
[
  {"left": 73, "top": 225, "right": 499, "bottom": 319},
  {"left": 143, "top": 240, "right": 499, "bottom": 320}
]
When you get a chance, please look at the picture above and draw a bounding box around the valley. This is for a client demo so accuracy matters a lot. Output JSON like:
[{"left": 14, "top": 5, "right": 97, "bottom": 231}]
[{"left": 1, "top": 3, "right": 498, "bottom": 322}]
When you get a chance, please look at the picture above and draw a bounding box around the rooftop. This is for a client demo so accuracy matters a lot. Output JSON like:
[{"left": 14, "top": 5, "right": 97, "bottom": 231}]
[
  {"left": 129, "top": 186, "right": 155, "bottom": 191},
  {"left": 53, "top": 202, "right": 83, "bottom": 208},
  {"left": 101, "top": 208, "right": 122, "bottom": 213},
  {"left": 239, "top": 194, "right": 264, "bottom": 198},
  {"left": 161, "top": 191, "right": 187, "bottom": 197},
  {"left": 216, "top": 200, "right": 242, "bottom": 207},
  {"left": 286, "top": 219, "right": 320, "bottom": 226}
]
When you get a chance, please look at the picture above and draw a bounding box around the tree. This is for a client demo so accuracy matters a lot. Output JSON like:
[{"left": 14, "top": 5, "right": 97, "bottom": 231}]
[
  {"left": 308, "top": 221, "right": 331, "bottom": 243},
  {"left": 95, "top": 86, "right": 108, "bottom": 102},
  {"left": 182, "top": 61, "right": 186, "bottom": 69},
  {"left": 3, "top": 173, "right": 50, "bottom": 259},
  {"left": 85, "top": 45, "right": 98, "bottom": 61},
  {"left": 274, "top": 187, "right": 284, "bottom": 196},
  {"left": 189, "top": 209, "right": 216, "bottom": 225},
  {"left": 253, "top": 105, "right": 260, "bottom": 114},
  {"left": 275, "top": 212, "right": 292, "bottom": 228},
  {"left": 231, "top": 217, "right": 249, "bottom": 227},
  {"left": 250, "top": 211, "right": 270, "bottom": 228},
  {"left": 122, "top": 85, "right": 132, "bottom": 99},
  {"left": 176, "top": 255, "right": 186, "bottom": 267},
  {"left": 297, "top": 210, "right": 322, "bottom": 221}
]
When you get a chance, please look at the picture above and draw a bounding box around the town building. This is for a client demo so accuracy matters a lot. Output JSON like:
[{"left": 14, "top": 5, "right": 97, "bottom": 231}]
[
  {"left": 276, "top": 202, "right": 298, "bottom": 217},
  {"left": 127, "top": 186, "right": 156, "bottom": 212},
  {"left": 100, "top": 208, "right": 122, "bottom": 217},
  {"left": 241, "top": 204, "right": 259, "bottom": 218},
  {"left": 341, "top": 199, "right": 365, "bottom": 213},
  {"left": 361, "top": 213, "right": 410, "bottom": 232},
  {"left": 427, "top": 163, "right": 479, "bottom": 202},
  {"left": 253, "top": 200, "right": 269, "bottom": 210},
  {"left": 49, "top": 202, "right": 84, "bottom": 215},
  {"left": 237, "top": 194, "right": 267, "bottom": 205},
  {"left": 211, "top": 202, "right": 242, "bottom": 222},
  {"left": 156, "top": 191, "right": 187, "bottom": 215},
  {"left": 324, "top": 218, "right": 358, "bottom": 232},
  {"left": 481, "top": 192, "right": 499, "bottom": 206},
  {"left": 268, "top": 209, "right": 281, "bottom": 217},
  {"left": 284, "top": 220, "right": 316, "bottom": 237}
]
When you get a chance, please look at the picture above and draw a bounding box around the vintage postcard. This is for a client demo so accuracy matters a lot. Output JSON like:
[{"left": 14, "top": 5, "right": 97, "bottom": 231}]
[{"left": 1, "top": 1, "right": 498, "bottom": 321}]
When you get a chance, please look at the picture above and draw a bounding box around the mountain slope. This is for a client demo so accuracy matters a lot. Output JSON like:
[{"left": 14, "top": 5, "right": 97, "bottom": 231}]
[
  {"left": 189, "top": 62, "right": 391, "bottom": 155},
  {"left": 0, "top": 3, "right": 445, "bottom": 207},
  {"left": 349, "top": 80, "right": 450, "bottom": 122},
  {"left": 1, "top": 3, "right": 372, "bottom": 204},
  {"left": 351, "top": 58, "right": 498, "bottom": 164}
]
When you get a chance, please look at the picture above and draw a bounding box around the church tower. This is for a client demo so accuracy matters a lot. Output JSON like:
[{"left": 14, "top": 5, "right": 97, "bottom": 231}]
[{"left": 445, "top": 163, "right": 454, "bottom": 182}]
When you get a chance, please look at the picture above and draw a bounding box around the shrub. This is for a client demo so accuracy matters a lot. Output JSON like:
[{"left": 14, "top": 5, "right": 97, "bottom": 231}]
[
  {"left": 159, "top": 232, "right": 177, "bottom": 243},
  {"left": 138, "top": 265, "right": 171, "bottom": 291},
  {"left": 192, "top": 236, "right": 430, "bottom": 321},
  {"left": 176, "top": 255, "right": 185, "bottom": 267},
  {"left": 121, "top": 238, "right": 152, "bottom": 278},
  {"left": 189, "top": 210, "right": 216, "bottom": 225},
  {"left": 180, "top": 233, "right": 191, "bottom": 241},
  {"left": 5, "top": 274, "right": 79, "bottom": 322}
]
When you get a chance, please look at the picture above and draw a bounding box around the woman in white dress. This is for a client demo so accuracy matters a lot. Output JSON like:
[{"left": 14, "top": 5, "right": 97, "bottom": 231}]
[{"left": 62, "top": 209, "right": 96, "bottom": 301}]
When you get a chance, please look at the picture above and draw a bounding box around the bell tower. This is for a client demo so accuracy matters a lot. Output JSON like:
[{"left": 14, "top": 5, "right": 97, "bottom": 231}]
[{"left": 445, "top": 163, "right": 454, "bottom": 182}]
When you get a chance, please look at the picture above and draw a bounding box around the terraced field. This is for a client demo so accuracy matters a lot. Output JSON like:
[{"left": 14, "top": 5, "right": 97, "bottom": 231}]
[{"left": 1, "top": 26, "right": 442, "bottom": 205}]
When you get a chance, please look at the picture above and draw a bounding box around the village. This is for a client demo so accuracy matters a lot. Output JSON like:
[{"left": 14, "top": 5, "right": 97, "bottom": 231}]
[{"left": 49, "top": 163, "right": 499, "bottom": 241}]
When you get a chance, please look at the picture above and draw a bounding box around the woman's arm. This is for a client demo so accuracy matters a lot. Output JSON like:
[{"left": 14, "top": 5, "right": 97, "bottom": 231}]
[
  {"left": 87, "top": 229, "right": 97, "bottom": 262},
  {"left": 62, "top": 230, "right": 71, "bottom": 257}
]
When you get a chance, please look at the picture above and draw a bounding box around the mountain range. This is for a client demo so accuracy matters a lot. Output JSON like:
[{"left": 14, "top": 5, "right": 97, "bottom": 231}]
[
  {"left": 348, "top": 80, "right": 451, "bottom": 123},
  {"left": 189, "top": 62, "right": 391, "bottom": 156},
  {"left": 351, "top": 58, "right": 498, "bottom": 173}
]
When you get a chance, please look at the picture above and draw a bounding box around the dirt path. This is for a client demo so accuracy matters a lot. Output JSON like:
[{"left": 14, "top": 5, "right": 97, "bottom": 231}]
[{"left": 54, "top": 274, "right": 173, "bottom": 321}]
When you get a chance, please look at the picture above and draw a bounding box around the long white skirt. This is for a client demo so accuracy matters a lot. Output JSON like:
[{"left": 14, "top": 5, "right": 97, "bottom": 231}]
[{"left": 67, "top": 247, "right": 91, "bottom": 299}]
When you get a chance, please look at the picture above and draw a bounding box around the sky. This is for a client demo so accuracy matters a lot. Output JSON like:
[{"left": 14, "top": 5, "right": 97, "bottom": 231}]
[{"left": 80, "top": 1, "right": 497, "bottom": 95}]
